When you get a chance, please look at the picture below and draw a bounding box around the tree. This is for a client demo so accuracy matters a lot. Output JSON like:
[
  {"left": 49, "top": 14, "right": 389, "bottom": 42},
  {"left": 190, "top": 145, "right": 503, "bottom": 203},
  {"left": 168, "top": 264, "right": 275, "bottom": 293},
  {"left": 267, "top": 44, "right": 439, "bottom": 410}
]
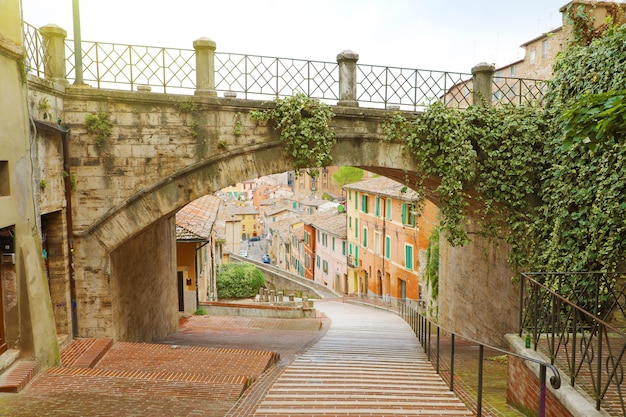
[{"left": 331, "top": 166, "right": 364, "bottom": 187}]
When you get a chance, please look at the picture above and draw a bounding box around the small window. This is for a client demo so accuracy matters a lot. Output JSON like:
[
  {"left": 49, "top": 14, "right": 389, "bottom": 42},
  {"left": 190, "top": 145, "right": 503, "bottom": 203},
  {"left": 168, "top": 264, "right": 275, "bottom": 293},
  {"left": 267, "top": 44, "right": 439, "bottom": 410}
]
[
  {"left": 385, "top": 236, "right": 391, "bottom": 259},
  {"left": 362, "top": 227, "right": 368, "bottom": 248},
  {"left": 386, "top": 199, "right": 392, "bottom": 220},
  {"left": 361, "top": 195, "right": 368, "bottom": 213},
  {"left": 542, "top": 39, "right": 548, "bottom": 58},
  {"left": 405, "top": 244, "right": 414, "bottom": 271},
  {"left": 323, "top": 260, "right": 328, "bottom": 273},
  {"left": 509, "top": 65, "right": 516, "bottom": 77},
  {"left": 530, "top": 50, "right": 536, "bottom": 64}
]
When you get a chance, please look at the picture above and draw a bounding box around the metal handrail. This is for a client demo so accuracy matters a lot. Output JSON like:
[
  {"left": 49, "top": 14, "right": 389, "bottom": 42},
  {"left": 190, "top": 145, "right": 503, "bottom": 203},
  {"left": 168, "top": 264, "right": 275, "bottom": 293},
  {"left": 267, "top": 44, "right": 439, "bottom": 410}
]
[
  {"left": 520, "top": 272, "right": 626, "bottom": 416},
  {"left": 398, "top": 299, "right": 561, "bottom": 417}
]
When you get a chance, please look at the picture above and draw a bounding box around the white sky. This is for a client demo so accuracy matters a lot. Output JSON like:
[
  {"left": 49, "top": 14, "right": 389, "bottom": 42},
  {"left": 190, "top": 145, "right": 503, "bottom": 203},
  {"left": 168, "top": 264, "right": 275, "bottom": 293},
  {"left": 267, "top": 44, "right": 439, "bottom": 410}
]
[{"left": 21, "top": 0, "right": 568, "bottom": 74}]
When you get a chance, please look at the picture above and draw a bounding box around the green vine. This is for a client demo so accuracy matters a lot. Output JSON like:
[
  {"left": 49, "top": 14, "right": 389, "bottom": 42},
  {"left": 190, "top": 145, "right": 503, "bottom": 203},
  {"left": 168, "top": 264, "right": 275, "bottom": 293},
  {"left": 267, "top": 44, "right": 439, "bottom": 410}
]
[
  {"left": 85, "top": 112, "right": 113, "bottom": 148},
  {"left": 251, "top": 93, "right": 336, "bottom": 175},
  {"left": 232, "top": 112, "right": 243, "bottom": 136},
  {"left": 383, "top": 20, "right": 626, "bottom": 293}
]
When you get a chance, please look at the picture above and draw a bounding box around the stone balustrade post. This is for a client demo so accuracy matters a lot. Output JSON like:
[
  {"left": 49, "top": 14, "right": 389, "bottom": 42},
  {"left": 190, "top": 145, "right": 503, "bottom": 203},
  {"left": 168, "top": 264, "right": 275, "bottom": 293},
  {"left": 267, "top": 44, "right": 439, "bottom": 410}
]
[
  {"left": 194, "top": 37, "right": 217, "bottom": 97},
  {"left": 337, "top": 50, "right": 359, "bottom": 107},
  {"left": 471, "top": 62, "right": 495, "bottom": 107},
  {"left": 39, "top": 24, "right": 68, "bottom": 84}
]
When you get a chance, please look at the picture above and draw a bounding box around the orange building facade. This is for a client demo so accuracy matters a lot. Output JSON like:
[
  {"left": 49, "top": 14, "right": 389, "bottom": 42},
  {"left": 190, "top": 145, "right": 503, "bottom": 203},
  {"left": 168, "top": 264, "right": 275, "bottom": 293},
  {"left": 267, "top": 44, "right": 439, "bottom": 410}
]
[{"left": 344, "top": 177, "right": 438, "bottom": 302}]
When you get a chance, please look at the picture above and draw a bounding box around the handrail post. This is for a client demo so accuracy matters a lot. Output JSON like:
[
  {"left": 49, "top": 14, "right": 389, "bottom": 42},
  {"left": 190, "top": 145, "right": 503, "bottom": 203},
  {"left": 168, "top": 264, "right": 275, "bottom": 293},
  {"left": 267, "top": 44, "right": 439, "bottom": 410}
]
[
  {"left": 477, "top": 344, "right": 484, "bottom": 417},
  {"left": 450, "top": 333, "right": 455, "bottom": 391},
  {"left": 471, "top": 62, "right": 494, "bottom": 107},
  {"left": 337, "top": 50, "right": 359, "bottom": 107},
  {"left": 39, "top": 24, "right": 68, "bottom": 85},
  {"left": 194, "top": 37, "right": 217, "bottom": 97},
  {"left": 436, "top": 326, "right": 440, "bottom": 374}
]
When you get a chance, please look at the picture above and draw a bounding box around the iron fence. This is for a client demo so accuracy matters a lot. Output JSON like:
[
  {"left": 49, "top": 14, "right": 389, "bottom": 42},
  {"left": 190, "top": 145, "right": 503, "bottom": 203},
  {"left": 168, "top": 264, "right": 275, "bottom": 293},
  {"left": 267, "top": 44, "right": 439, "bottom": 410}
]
[
  {"left": 492, "top": 76, "right": 548, "bottom": 107},
  {"left": 22, "top": 21, "right": 546, "bottom": 109},
  {"left": 520, "top": 272, "right": 626, "bottom": 416},
  {"left": 22, "top": 22, "right": 47, "bottom": 78},
  {"left": 398, "top": 299, "right": 560, "bottom": 417},
  {"left": 357, "top": 64, "right": 473, "bottom": 111}
]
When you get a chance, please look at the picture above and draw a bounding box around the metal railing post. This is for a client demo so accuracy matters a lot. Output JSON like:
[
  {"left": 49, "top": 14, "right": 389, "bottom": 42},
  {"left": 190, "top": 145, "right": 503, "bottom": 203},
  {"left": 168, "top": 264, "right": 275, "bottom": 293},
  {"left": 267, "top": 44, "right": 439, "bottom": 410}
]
[
  {"left": 450, "top": 333, "right": 455, "bottom": 391},
  {"left": 477, "top": 344, "right": 484, "bottom": 417},
  {"left": 539, "top": 364, "right": 547, "bottom": 417}
]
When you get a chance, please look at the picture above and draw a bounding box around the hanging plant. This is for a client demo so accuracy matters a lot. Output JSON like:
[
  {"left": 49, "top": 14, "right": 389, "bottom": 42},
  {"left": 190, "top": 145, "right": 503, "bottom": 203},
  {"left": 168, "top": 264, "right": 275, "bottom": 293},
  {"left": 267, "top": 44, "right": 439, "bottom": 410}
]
[{"left": 251, "top": 93, "right": 336, "bottom": 175}]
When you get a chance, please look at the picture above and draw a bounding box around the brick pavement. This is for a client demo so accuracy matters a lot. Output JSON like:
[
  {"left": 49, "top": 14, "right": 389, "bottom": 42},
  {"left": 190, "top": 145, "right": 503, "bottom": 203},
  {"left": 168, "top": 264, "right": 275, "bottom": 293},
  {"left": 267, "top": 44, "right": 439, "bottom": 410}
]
[{"left": 0, "top": 314, "right": 327, "bottom": 417}]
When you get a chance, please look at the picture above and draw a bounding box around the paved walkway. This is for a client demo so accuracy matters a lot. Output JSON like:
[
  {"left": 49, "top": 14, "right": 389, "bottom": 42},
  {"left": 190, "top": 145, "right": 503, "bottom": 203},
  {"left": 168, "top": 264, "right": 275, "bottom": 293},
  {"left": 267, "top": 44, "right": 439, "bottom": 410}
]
[
  {"left": 0, "top": 300, "right": 473, "bottom": 416},
  {"left": 253, "top": 301, "right": 473, "bottom": 417}
]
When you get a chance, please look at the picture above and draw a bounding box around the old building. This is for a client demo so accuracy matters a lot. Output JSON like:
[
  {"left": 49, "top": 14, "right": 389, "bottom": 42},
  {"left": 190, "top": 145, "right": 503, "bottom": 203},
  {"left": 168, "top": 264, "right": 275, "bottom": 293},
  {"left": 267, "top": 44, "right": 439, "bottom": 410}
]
[
  {"left": 176, "top": 195, "right": 221, "bottom": 312},
  {"left": 0, "top": 0, "right": 59, "bottom": 366},
  {"left": 343, "top": 177, "right": 438, "bottom": 302}
]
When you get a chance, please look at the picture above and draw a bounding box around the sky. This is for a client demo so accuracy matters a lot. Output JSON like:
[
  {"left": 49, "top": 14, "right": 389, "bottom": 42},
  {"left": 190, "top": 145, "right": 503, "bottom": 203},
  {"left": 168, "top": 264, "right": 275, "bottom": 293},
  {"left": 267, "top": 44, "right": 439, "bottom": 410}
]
[{"left": 21, "top": 0, "right": 568, "bottom": 74}]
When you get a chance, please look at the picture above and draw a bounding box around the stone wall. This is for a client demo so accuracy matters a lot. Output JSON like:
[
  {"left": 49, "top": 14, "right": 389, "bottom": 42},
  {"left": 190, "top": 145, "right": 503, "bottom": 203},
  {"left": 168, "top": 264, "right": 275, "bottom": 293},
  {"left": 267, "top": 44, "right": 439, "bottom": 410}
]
[
  {"left": 109, "top": 215, "right": 178, "bottom": 342},
  {"left": 438, "top": 227, "right": 519, "bottom": 347}
]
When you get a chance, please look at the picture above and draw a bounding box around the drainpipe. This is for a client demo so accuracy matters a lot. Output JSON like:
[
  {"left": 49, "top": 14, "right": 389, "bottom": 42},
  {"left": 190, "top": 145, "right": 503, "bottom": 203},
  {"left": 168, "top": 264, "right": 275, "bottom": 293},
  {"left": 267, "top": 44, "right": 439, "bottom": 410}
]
[{"left": 61, "top": 126, "right": 78, "bottom": 337}]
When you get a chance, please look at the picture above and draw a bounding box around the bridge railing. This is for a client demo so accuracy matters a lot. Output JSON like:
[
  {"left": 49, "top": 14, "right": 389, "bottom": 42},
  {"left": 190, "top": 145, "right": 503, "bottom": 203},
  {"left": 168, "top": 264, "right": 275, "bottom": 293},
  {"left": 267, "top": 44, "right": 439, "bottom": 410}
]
[
  {"left": 519, "top": 272, "right": 626, "bottom": 416},
  {"left": 23, "top": 21, "right": 545, "bottom": 110}
]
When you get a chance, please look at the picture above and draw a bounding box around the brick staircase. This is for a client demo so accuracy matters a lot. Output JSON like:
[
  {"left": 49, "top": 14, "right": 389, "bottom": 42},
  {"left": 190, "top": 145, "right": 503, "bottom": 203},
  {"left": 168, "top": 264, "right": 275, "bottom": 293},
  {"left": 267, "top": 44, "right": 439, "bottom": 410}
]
[{"left": 0, "top": 360, "right": 40, "bottom": 393}]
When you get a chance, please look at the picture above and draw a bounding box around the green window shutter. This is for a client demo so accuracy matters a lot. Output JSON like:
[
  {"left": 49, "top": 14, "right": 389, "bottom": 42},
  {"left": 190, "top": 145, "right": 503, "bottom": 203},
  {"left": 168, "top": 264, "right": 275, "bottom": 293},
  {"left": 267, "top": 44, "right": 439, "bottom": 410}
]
[
  {"left": 354, "top": 191, "right": 358, "bottom": 210},
  {"left": 342, "top": 241, "right": 346, "bottom": 255},
  {"left": 405, "top": 245, "right": 413, "bottom": 271},
  {"left": 375, "top": 197, "right": 381, "bottom": 216},
  {"left": 387, "top": 199, "right": 392, "bottom": 220},
  {"left": 363, "top": 228, "right": 367, "bottom": 247},
  {"left": 402, "top": 203, "right": 407, "bottom": 224},
  {"left": 355, "top": 219, "right": 359, "bottom": 238}
]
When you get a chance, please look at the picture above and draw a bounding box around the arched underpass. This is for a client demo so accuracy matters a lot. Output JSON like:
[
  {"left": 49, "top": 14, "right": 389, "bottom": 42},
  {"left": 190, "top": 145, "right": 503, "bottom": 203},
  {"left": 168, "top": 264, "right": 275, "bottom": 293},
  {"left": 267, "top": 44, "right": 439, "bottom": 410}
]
[{"left": 32, "top": 80, "right": 518, "bottom": 347}]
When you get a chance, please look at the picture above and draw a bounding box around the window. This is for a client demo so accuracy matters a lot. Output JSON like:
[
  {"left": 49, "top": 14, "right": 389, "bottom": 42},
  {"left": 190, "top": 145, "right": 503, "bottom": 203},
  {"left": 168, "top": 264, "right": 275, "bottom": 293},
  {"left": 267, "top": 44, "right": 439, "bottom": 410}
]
[
  {"left": 355, "top": 219, "right": 358, "bottom": 238},
  {"left": 322, "top": 233, "right": 328, "bottom": 247},
  {"left": 401, "top": 203, "right": 415, "bottom": 226},
  {"left": 509, "top": 65, "right": 516, "bottom": 77},
  {"left": 332, "top": 237, "right": 336, "bottom": 251},
  {"left": 342, "top": 241, "right": 346, "bottom": 255},
  {"left": 349, "top": 216, "right": 352, "bottom": 229},
  {"left": 354, "top": 191, "right": 358, "bottom": 210},
  {"left": 530, "top": 50, "right": 535, "bottom": 64},
  {"left": 361, "top": 195, "right": 368, "bottom": 213},
  {"left": 362, "top": 227, "right": 368, "bottom": 247},
  {"left": 316, "top": 255, "right": 320, "bottom": 268},
  {"left": 374, "top": 232, "right": 381, "bottom": 254},
  {"left": 405, "top": 244, "right": 414, "bottom": 271},
  {"left": 386, "top": 199, "right": 392, "bottom": 220},
  {"left": 385, "top": 236, "right": 391, "bottom": 259},
  {"left": 542, "top": 39, "right": 548, "bottom": 58},
  {"left": 323, "top": 260, "right": 328, "bottom": 273}
]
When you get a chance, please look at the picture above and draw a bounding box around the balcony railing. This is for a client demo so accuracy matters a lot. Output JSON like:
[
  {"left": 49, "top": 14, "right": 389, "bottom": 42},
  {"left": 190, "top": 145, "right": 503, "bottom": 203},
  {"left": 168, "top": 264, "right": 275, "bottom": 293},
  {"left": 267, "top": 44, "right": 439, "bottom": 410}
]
[
  {"left": 23, "top": 21, "right": 546, "bottom": 111},
  {"left": 520, "top": 272, "right": 626, "bottom": 416}
]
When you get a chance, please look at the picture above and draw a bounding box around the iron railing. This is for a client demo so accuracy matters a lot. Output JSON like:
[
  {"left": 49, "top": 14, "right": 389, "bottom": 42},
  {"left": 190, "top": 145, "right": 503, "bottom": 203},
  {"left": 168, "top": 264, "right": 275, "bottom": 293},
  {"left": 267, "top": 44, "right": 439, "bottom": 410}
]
[
  {"left": 520, "top": 272, "right": 626, "bottom": 416},
  {"left": 22, "top": 21, "right": 546, "bottom": 109},
  {"left": 22, "top": 22, "right": 47, "bottom": 78},
  {"left": 398, "top": 299, "right": 561, "bottom": 417},
  {"left": 492, "top": 76, "right": 548, "bottom": 107}
]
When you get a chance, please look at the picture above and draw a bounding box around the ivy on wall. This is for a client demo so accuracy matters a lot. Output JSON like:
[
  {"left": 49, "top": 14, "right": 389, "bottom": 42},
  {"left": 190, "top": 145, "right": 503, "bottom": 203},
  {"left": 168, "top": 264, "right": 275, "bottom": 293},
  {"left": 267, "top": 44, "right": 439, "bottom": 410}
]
[
  {"left": 251, "top": 93, "right": 335, "bottom": 176},
  {"left": 384, "top": 22, "right": 626, "bottom": 279}
]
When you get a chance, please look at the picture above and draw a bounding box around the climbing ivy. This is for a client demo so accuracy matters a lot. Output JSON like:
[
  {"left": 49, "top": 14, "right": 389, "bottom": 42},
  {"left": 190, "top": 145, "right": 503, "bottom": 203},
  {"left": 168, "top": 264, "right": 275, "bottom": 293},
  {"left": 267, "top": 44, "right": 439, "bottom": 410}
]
[
  {"left": 251, "top": 93, "right": 335, "bottom": 176},
  {"left": 384, "top": 21, "right": 626, "bottom": 280},
  {"left": 85, "top": 112, "right": 113, "bottom": 148}
]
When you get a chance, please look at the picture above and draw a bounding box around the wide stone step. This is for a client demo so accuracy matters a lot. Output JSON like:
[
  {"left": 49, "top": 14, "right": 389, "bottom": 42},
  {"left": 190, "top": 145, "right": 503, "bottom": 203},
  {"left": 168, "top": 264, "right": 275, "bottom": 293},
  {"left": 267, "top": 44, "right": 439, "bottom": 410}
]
[{"left": 60, "top": 337, "right": 113, "bottom": 368}]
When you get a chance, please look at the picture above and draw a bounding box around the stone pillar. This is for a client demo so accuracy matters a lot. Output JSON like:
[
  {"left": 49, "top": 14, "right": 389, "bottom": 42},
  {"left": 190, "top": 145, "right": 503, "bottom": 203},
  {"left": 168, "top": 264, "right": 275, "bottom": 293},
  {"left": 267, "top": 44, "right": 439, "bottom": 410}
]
[
  {"left": 39, "top": 24, "right": 68, "bottom": 84},
  {"left": 471, "top": 62, "right": 495, "bottom": 107},
  {"left": 337, "top": 50, "right": 359, "bottom": 107},
  {"left": 194, "top": 37, "right": 217, "bottom": 97}
]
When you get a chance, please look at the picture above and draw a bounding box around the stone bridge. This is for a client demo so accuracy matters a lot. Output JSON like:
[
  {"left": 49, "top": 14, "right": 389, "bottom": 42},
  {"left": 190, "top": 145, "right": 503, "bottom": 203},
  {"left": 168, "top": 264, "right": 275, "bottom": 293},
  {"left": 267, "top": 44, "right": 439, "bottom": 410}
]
[{"left": 27, "top": 24, "right": 525, "bottom": 346}]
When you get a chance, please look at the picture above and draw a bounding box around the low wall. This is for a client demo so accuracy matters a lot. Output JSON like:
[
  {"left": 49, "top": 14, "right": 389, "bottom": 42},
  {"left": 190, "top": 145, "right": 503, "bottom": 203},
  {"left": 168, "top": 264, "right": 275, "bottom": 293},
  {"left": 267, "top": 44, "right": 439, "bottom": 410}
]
[
  {"left": 199, "top": 301, "right": 316, "bottom": 319},
  {"left": 505, "top": 335, "right": 607, "bottom": 417}
]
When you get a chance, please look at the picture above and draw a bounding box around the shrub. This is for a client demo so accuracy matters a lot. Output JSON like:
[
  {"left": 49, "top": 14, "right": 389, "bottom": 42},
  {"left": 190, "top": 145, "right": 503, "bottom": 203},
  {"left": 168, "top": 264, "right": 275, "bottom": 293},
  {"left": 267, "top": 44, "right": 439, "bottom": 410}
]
[{"left": 217, "top": 263, "right": 265, "bottom": 299}]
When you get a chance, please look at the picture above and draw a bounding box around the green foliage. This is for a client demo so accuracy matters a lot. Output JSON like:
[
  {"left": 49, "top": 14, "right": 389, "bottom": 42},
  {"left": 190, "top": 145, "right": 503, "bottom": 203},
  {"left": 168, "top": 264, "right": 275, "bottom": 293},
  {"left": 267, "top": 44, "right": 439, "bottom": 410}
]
[
  {"left": 425, "top": 227, "right": 440, "bottom": 303},
  {"left": 39, "top": 179, "right": 47, "bottom": 189},
  {"left": 194, "top": 308, "right": 207, "bottom": 316},
  {"left": 85, "top": 112, "right": 113, "bottom": 148},
  {"left": 382, "top": 22, "right": 626, "bottom": 284},
  {"left": 332, "top": 166, "right": 364, "bottom": 187},
  {"left": 217, "top": 263, "right": 265, "bottom": 299},
  {"left": 232, "top": 112, "right": 243, "bottom": 136},
  {"left": 251, "top": 93, "right": 336, "bottom": 175},
  {"left": 176, "top": 99, "right": 198, "bottom": 113}
]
